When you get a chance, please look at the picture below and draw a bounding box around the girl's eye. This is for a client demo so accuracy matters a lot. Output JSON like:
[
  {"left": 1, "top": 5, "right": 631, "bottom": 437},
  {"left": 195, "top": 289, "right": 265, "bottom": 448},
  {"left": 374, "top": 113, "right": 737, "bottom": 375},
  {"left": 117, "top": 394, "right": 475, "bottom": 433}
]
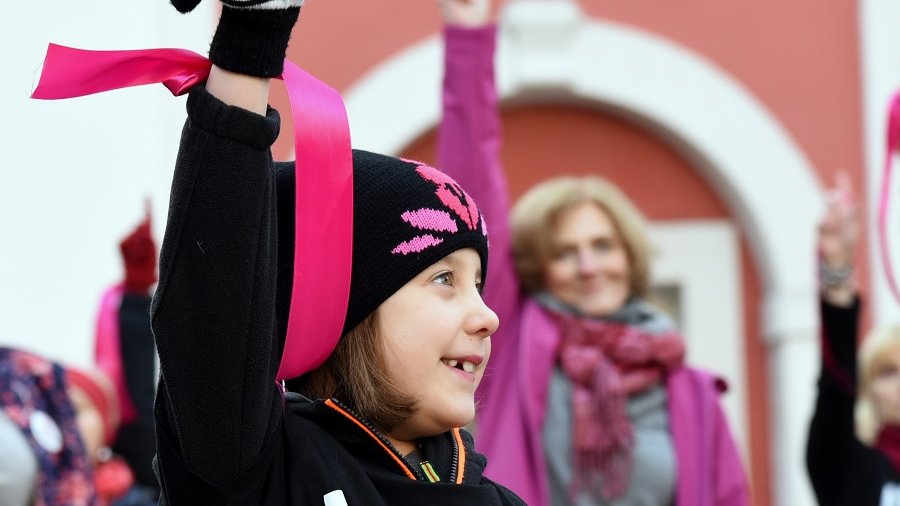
[{"left": 434, "top": 272, "right": 454, "bottom": 286}]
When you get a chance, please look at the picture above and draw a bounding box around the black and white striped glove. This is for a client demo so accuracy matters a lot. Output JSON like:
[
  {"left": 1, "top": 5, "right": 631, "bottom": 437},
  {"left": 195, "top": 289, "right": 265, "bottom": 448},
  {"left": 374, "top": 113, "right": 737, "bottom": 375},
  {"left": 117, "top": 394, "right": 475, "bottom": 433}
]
[{"left": 172, "top": 0, "right": 305, "bottom": 78}]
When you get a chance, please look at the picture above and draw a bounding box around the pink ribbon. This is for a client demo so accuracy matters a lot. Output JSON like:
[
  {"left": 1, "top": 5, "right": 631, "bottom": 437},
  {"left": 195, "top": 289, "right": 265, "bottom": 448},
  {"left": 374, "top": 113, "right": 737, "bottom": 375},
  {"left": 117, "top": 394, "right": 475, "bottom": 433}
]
[
  {"left": 33, "top": 44, "right": 353, "bottom": 381},
  {"left": 881, "top": 93, "right": 900, "bottom": 305}
]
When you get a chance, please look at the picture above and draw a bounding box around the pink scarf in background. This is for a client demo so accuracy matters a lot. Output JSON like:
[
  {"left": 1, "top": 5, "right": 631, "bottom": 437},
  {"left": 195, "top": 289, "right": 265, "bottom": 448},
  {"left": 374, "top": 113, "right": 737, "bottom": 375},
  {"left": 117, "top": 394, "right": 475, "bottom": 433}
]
[
  {"left": 876, "top": 425, "right": 900, "bottom": 475},
  {"left": 550, "top": 309, "right": 685, "bottom": 500}
]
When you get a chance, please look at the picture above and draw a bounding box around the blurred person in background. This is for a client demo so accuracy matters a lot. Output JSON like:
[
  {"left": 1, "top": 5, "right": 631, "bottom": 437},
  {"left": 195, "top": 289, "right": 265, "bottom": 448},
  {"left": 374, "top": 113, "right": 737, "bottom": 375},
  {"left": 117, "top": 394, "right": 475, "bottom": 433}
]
[
  {"left": 94, "top": 206, "right": 158, "bottom": 499},
  {"left": 0, "top": 348, "right": 135, "bottom": 505},
  {"left": 436, "top": 0, "right": 748, "bottom": 504},
  {"left": 807, "top": 176, "right": 900, "bottom": 505}
]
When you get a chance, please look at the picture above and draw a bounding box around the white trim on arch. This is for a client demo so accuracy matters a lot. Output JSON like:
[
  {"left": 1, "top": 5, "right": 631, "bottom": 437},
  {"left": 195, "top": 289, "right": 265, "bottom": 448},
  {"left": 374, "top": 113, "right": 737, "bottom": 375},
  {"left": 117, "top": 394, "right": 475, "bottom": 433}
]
[
  {"left": 343, "top": 1, "right": 823, "bottom": 504},
  {"left": 860, "top": 0, "right": 900, "bottom": 324}
]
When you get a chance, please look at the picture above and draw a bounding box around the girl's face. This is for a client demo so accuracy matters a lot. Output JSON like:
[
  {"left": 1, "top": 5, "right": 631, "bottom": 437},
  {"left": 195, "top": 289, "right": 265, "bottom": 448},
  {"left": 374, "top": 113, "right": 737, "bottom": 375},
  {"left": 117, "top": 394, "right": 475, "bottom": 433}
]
[
  {"left": 544, "top": 202, "right": 631, "bottom": 317},
  {"left": 378, "top": 248, "right": 498, "bottom": 441},
  {"left": 870, "top": 344, "right": 900, "bottom": 427}
]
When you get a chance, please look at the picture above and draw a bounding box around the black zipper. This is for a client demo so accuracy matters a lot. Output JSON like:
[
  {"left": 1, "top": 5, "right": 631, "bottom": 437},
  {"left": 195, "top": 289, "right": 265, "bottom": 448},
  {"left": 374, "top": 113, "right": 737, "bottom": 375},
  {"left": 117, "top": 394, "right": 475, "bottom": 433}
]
[
  {"left": 327, "top": 398, "right": 427, "bottom": 481},
  {"left": 449, "top": 429, "right": 460, "bottom": 484}
]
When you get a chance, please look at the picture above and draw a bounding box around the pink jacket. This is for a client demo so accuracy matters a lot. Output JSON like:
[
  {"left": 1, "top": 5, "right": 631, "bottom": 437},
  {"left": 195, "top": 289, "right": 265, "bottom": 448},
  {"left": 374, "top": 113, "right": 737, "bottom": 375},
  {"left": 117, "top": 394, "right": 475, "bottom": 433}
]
[{"left": 437, "top": 25, "right": 749, "bottom": 506}]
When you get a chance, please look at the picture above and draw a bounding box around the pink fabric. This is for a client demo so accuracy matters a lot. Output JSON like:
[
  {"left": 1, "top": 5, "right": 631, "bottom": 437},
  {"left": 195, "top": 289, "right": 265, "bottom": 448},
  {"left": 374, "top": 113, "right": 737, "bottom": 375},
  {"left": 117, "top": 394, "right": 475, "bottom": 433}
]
[
  {"left": 32, "top": 44, "right": 353, "bottom": 382},
  {"left": 31, "top": 44, "right": 211, "bottom": 99},
  {"left": 93, "top": 284, "right": 137, "bottom": 426},
  {"left": 389, "top": 159, "right": 485, "bottom": 257},
  {"left": 436, "top": 25, "right": 749, "bottom": 506},
  {"left": 876, "top": 425, "right": 900, "bottom": 474},
  {"left": 553, "top": 313, "right": 686, "bottom": 500},
  {"left": 401, "top": 209, "right": 459, "bottom": 233},
  {"left": 415, "top": 163, "right": 480, "bottom": 230},
  {"left": 392, "top": 235, "right": 445, "bottom": 255},
  {"left": 879, "top": 92, "right": 900, "bottom": 305},
  {"left": 279, "top": 58, "right": 353, "bottom": 381}
]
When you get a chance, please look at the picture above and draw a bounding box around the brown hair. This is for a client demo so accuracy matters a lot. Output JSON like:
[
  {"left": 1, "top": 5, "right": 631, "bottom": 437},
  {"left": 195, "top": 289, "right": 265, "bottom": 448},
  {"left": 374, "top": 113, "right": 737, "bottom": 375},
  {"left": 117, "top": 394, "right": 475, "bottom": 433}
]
[
  {"left": 510, "top": 176, "right": 652, "bottom": 298},
  {"left": 294, "top": 311, "right": 417, "bottom": 433}
]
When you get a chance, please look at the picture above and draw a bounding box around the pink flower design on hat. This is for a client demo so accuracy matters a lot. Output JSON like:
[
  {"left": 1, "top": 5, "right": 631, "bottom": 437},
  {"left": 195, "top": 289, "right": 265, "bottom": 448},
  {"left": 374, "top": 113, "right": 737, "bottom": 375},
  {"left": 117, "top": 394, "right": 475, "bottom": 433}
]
[
  {"left": 405, "top": 159, "right": 480, "bottom": 231},
  {"left": 391, "top": 160, "right": 484, "bottom": 256}
]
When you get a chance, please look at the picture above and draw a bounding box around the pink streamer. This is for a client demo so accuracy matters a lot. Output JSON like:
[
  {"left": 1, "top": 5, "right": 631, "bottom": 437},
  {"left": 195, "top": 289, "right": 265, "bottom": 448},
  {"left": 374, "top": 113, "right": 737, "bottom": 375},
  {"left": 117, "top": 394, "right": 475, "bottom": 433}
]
[
  {"left": 32, "top": 44, "right": 353, "bottom": 381},
  {"left": 280, "top": 59, "right": 353, "bottom": 381},
  {"left": 881, "top": 93, "right": 900, "bottom": 305},
  {"left": 93, "top": 284, "right": 138, "bottom": 425}
]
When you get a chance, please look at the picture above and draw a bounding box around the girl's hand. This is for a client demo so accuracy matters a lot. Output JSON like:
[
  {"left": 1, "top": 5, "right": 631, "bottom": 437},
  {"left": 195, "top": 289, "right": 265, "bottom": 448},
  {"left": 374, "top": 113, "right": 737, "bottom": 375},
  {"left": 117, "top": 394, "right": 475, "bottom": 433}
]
[
  {"left": 438, "top": 0, "right": 492, "bottom": 28},
  {"left": 818, "top": 172, "right": 859, "bottom": 305}
]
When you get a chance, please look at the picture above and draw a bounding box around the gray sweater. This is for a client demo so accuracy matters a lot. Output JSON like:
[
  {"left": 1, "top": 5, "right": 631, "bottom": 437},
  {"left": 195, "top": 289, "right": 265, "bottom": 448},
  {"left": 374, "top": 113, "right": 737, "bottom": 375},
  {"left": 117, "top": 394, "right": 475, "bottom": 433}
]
[{"left": 537, "top": 295, "right": 678, "bottom": 506}]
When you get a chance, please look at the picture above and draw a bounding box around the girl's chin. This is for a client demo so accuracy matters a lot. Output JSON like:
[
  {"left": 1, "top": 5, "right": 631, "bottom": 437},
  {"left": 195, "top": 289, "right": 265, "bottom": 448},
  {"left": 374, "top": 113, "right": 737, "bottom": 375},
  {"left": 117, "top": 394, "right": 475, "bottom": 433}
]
[{"left": 434, "top": 405, "right": 476, "bottom": 430}]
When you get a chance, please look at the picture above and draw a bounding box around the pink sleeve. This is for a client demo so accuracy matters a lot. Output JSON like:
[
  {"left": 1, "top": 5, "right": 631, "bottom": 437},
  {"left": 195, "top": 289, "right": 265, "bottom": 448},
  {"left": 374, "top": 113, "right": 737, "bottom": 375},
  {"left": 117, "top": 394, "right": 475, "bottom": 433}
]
[
  {"left": 94, "top": 283, "right": 139, "bottom": 425},
  {"left": 437, "top": 25, "right": 523, "bottom": 397},
  {"left": 713, "top": 391, "right": 750, "bottom": 506}
]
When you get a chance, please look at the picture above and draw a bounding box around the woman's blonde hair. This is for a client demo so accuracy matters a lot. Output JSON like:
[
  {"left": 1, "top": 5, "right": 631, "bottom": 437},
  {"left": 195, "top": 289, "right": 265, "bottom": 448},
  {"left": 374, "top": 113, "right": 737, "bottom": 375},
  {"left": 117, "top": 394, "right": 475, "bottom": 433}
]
[
  {"left": 510, "top": 176, "right": 652, "bottom": 297},
  {"left": 855, "top": 324, "right": 900, "bottom": 444}
]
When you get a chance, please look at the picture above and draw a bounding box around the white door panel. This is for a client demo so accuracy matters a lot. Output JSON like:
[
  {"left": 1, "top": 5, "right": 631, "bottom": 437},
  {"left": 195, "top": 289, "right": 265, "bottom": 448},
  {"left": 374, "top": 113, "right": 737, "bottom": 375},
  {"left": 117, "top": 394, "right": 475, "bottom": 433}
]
[{"left": 648, "top": 220, "right": 748, "bottom": 461}]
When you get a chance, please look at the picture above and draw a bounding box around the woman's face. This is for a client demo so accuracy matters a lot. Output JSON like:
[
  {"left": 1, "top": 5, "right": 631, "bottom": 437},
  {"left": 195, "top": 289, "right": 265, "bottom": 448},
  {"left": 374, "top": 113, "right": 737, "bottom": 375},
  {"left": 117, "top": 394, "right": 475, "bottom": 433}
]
[
  {"left": 870, "top": 344, "right": 900, "bottom": 427},
  {"left": 544, "top": 202, "right": 631, "bottom": 317},
  {"left": 377, "top": 248, "right": 498, "bottom": 441}
]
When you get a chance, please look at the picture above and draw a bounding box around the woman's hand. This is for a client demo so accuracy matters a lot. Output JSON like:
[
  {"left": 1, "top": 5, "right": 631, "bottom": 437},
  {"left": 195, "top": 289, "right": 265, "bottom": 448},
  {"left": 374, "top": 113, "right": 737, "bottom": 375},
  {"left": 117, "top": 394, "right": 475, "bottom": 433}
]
[
  {"left": 438, "top": 0, "right": 492, "bottom": 28},
  {"left": 818, "top": 172, "right": 859, "bottom": 306}
]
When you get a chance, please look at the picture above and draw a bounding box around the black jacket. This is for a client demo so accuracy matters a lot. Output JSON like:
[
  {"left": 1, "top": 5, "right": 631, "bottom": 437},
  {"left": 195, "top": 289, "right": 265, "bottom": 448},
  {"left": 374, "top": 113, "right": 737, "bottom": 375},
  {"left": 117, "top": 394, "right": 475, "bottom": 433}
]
[
  {"left": 151, "top": 85, "right": 522, "bottom": 505},
  {"left": 806, "top": 298, "right": 900, "bottom": 505},
  {"left": 114, "top": 293, "right": 158, "bottom": 489},
  {"left": 156, "top": 393, "right": 522, "bottom": 505}
]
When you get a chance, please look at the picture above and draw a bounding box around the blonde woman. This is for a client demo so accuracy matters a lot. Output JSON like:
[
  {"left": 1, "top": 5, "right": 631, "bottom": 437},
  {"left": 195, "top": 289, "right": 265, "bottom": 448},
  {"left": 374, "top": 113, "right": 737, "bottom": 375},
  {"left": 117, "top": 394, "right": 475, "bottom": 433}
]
[
  {"left": 437, "top": 1, "right": 748, "bottom": 504},
  {"left": 807, "top": 179, "right": 900, "bottom": 505}
]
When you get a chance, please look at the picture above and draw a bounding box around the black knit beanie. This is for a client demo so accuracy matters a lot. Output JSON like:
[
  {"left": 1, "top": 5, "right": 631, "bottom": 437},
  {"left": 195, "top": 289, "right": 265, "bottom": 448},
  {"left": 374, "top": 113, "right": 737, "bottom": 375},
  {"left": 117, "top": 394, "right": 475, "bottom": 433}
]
[{"left": 273, "top": 150, "right": 488, "bottom": 343}]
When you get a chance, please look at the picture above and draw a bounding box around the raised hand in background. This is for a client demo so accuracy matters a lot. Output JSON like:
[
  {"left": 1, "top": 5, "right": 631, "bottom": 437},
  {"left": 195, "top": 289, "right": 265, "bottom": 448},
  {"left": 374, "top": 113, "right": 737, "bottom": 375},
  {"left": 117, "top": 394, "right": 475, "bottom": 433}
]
[{"left": 818, "top": 172, "right": 859, "bottom": 307}]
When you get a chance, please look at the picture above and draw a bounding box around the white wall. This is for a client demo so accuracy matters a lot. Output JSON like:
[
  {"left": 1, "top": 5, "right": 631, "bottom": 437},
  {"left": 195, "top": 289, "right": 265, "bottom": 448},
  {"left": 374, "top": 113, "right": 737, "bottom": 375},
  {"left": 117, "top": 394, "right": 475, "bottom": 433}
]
[{"left": 0, "top": 3, "right": 212, "bottom": 366}]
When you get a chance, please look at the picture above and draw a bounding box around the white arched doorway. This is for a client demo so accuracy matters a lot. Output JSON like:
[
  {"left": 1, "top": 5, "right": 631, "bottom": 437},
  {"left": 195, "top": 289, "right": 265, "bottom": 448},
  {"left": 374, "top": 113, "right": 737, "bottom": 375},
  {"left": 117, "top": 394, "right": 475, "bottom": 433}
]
[{"left": 344, "top": 2, "right": 823, "bottom": 504}]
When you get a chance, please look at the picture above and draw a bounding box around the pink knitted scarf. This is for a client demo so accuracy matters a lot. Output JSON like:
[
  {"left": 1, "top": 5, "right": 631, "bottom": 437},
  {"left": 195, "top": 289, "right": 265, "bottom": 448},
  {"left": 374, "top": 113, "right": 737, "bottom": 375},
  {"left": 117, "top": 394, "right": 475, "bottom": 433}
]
[
  {"left": 876, "top": 425, "right": 900, "bottom": 475},
  {"left": 551, "top": 310, "right": 685, "bottom": 500}
]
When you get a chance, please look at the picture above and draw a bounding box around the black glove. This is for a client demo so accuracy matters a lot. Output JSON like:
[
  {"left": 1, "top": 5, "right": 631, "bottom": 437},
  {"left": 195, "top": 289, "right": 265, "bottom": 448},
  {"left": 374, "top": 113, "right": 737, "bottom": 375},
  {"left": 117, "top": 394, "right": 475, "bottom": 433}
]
[
  {"left": 171, "top": 0, "right": 201, "bottom": 13},
  {"left": 171, "top": 0, "right": 304, "bottom": 78}
]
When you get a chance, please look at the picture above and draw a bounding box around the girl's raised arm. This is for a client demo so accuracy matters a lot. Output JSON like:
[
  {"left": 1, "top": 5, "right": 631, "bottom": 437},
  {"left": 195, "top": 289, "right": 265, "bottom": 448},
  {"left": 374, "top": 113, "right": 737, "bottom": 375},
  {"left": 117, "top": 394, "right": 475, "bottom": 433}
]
[{"left": 151, "top": 0, "right": 301, "bottom": 491}]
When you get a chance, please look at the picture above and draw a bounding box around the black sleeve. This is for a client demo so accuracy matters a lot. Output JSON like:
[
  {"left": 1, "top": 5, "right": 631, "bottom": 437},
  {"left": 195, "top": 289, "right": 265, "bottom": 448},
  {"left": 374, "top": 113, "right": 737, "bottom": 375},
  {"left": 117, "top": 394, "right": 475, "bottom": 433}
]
[
  {"left": 113, "top": 293, "right": 158, "bottom": 488},
  {"left": 806, "top": 297, "right": 863, "bottom": 503},
  {"left": 150, "top": 84, "right": 284, "bottom": 489}
]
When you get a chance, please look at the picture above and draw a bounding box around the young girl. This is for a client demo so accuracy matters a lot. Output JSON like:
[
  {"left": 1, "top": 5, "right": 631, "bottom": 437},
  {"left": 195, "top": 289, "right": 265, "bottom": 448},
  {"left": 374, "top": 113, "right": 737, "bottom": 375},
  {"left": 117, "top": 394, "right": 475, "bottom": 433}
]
[
  {"left": 435, "top": 1, "right": 747, "bottom": 504},
  {"left": 150, "top": 0, "right": 524, "bottom": 504},
  {"left": 807, "top": 178, "right": 900, "bottom": 505}
]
